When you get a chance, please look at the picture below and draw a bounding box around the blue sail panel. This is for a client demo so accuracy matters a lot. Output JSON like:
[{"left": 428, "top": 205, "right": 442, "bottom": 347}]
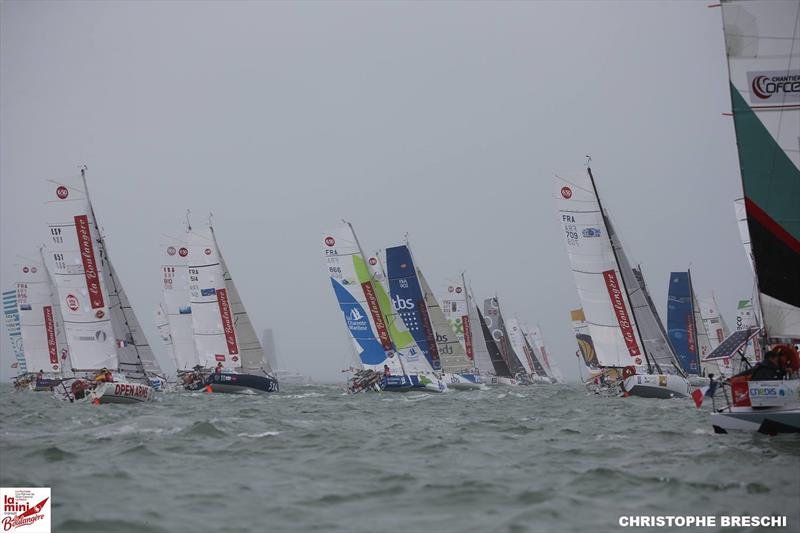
[
  {"left": 385, "top": 245, "right": 441, "bottom": 371},
  {"left": 666, "top": 272, "right": 700, "bottom": 375},
  {"left": 331, "top": 278, "right": 386, "bottom": 366}
]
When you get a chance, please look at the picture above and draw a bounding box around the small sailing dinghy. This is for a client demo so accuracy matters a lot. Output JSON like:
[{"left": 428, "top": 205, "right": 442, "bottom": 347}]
[
  {"left": 705, "top": 0, "right": 800, "bottom": 433},
  {"left": 323, "top": 223, "right": 446, "bottom": 393},
  {"left": 556, "top": 166, "right": 690, "bottom": 399},
  {"left": 184, "top": 222, "right": 278, "bottom": 394},
  {"left": 45, "top": 168, "right": 156, "bottom": 404}
]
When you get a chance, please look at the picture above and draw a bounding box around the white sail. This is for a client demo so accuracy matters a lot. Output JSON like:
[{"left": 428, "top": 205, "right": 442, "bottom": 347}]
[
  {"left": 15, "top": 257, "right": 66, "bottom": 375},
  {"left": 323, "top": 225, "right": 404, "bottom": 374},
  {"left": 104, "top": 258, "right": 161, "bottom": 379},
  {"left": 186, "top": 226, "right": 243, "bottom": 370},
  {"left": 698, "top": 295, "right": 728, "bottom": 349},
  {"left": 556, "top": 170, "right": 647, "bottom": 369},
  {"left": 523, "top": 324, "right": 553, "bottom": 377},
  {"left": 483, "top": 297, "right": 527, "bottom": 375},
  {"left": 734, "top": 198, "right": 755, "bottom": 272},
  {"left": 722, "top": 0, "right": 800, "bottom": 341},
  {"left": 45, "top": 176, "right": 119, "bottom": 372},
  {"left": 505, "top": 318, "right": 534, "bottom": 375},
  {"left": 154, "top": 304, "right": 176, "bottom": 367},
  {"left": 439, "top": 279, "right": 471, "bottom": 357},
  {"left": 3, "top": 289, "right": 26, "bottom": 375},
  {"left": 417, "top": 268, "right": 471, "bottom": 373},
  {"left": 691, "top": 288, "right": 727, "bottom": 377},
  {"left": 465, "top": 283, "right": 495, "bottom": 376},
  {"left": 736, "top": 298, "right": 762, "bottom": 364},
  {"left": 160, "top": 236, "right": 200, "bottom": 371},
  {"left": 215, "top": 231, "right": 270, "bottom": 376}
]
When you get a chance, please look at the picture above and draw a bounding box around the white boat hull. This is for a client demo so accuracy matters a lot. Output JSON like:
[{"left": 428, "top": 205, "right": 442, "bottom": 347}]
[
  {"left": 443, "top": 373, "right": 487, "bottom": 391},
  {"left": 622, "top": 373, "right": 690, "bottom": 399},
  {"left": 485, "top": 376, "right": 518, "bottom": 386},
  {"left": 711, "top": 407, "right": 800, "bottom": 434},
  {"left": 688, "top": 376, "right": 711, "bottom": 387},
  {"left": 90, "top": 382, "right": 156, "bottom": 404}
]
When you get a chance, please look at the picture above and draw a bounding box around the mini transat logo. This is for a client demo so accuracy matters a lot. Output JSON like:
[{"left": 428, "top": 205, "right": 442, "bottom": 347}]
[{"left": 325, "top": 236, "right": 335, "bottom": 247}]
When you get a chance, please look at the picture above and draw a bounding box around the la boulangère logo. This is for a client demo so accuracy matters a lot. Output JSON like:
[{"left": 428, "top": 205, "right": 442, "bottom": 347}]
[{"left": 1, "top": 488, "right": 51, "bottom": 533}]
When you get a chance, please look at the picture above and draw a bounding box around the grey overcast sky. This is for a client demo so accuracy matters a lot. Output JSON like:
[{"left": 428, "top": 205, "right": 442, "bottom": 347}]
[{"left": 0, "top": 1, "right": 752, "bottom": 383}]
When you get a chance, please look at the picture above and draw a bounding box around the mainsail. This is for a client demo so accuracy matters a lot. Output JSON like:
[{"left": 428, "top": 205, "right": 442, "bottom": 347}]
[
  {"left": 186, "top": 226, "right": 243, "bottom": 371},
  {"left": 570, "top": 308, "right": 599, "bottom": 369},
  {"left": 215, "top": 228, "right": 270, "bottom": 376},
  {"left": 698, "top": 295, "right": 729, "bottom": 348},
  {"left": 557, "top": 170, "right": 647, "bottom": 370},
  {"left": 15, "top": 256, "right": 67, "bottom": 375},
  {"left": 506, "top": 317, "right": 534, "bottom": 375},
  {"left": 483, "top": 297, "right": 527, "bottom": 375},
  {"left": 386, "top": 245, "right": 440, "bottom": 373},
  {"left": 323, "top": 225, "right": 402, "bottom": 374},
  {"left": 159, "top": 236, "right": 199, "bottom": 371},
  {"left": 45, "top": 172, "right": 149, "bottom": 381},
  {"left": 417, "top": 267, "right": 471, "bottom": 373},
  {"left": 522, "top": 324, "right": 552, "bottom": 377},
  {"left": 476, "top": 305, "right": 513, "bottom": 377},
  {"left": 464, "top": 282, "right": 497, "bottom": 376},
  {"left": 3, "top": 289, "right": 26, "bottom": 374},
  {"left": 667, "top": 272, "right": 701, "bottom": 375},
  {"left": 154, "top": 304, "right": 176, "bottom": 367},
  {"left": 722, "top": 0, "right": 800, "bottom": 341}
]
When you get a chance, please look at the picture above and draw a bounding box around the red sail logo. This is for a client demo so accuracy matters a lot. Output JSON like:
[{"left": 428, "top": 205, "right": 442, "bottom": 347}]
[
  {"left": 602, "top": 269, "right": 640, "bottom": 357},
  {"left": 74, "top": 215, "right": 104, "bottom": 309},
  {"left": 43, "top": 306, "right": 58, "bottom": 366},
  {"left": 216, "top": 288, "right": 239, "bottom": 355},
  {"left": 462, "top": 315, "right": 474, "bottom": 360},
  {"left": 686, "top": 314, "right": 697, "bottom": 355},
  {"left": 561, "top": 186, "right": 573, "bottom": 199},
  {"left": 361, "top": 281, "right": 393, "bottom": 351}
]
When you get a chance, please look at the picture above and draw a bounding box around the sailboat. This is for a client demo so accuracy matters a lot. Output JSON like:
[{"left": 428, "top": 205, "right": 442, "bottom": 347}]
[
  {"left": 450, "top": 277, "right": 517, "bottom": 386},
  {"left": 483, "top": 297, "right": 531, "bottom": 384},
  {"left": 184, "top": 222, "right": 278, "bottom": 394},
  {"left": 707, "top": 0, "right": 800, "bottom": 433},
  {"left": 507, "top": 317, "right": 550, "bottom": 384},
  {"left": 556, "top": 166, "right": 690, "bottom": 398},
  {"left": 157, "top": 232, "right": 202, "bottom": 387},
  {"left": 571, "top": 307, "right": 616, "bottom": 392},
  {"left": 15, "top": 252, "right": 71, "bottom": 391},
  {"left": 401, "top": 246, "right": 483, "bottom": 391},
  {"left": 666, "top": 271, "right": 727, "bottom": 384},
  {"left": 45, "top": 168, "right": 157, "bottom": 404},
  {"left": 522, "top": 324, "right": 560, "bottom": 383},
  {"left": 323, "top": 224, "right": 446, "bottom": 393},
  {"left": 4, "top": 288, "right": 28, "bottom": 389}
]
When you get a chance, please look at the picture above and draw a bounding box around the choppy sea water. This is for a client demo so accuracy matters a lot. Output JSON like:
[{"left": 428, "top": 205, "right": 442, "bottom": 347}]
[{"left": 1, "top": 383, "right": 798, "bottom": 533}]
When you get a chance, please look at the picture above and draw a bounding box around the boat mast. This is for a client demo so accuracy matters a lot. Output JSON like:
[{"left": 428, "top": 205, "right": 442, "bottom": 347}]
[
  {"left": 586, "top": 166, "right": 653, "bottom": 373},
  {"left": 79, "top": 166, "right": 146, "bottom": 374},
  {"left": 686, "top": 268, "right": 702, "bottom": 373}
]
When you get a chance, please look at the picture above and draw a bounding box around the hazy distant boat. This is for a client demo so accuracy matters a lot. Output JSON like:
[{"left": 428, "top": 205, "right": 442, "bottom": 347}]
[
  {"left": 46, "top": 168, "right": 156, "bottom": 404},
  {"left": 522, "top": 324, "right": 561, "bottom": 383},
  {"left": 323, "top": 223, "right": 446, "bottom": 393},
  {"left": 556, "top": 166, "right": 690, "bottom": 399},
  {"left": 708, "top": 0, "right": 800, "bottom": 434},
  {"left": 184, "top": 222, "right": 278, "bottom": 394},
  {"left": 484, "top": 297, "right": 532, "bottom": 385}
]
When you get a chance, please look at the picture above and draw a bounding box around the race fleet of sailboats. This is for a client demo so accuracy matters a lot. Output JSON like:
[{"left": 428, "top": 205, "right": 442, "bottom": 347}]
[{"left": 3, "top": 1, "right": 797, "bottom": 435}]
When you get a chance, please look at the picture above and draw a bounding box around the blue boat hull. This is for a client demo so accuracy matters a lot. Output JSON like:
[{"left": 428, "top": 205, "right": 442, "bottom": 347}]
[{"left": 201, "top": 373, "right": 279, "bottom": 394}]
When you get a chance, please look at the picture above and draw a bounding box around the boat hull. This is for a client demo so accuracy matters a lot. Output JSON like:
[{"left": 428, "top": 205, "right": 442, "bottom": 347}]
[
  {"left": 622, "top": 374, "right": 690, "bottom": 399},
  {"left": 485, "top": 376, "right": 518, "bottom": 386},
  {"left": 91, "top": 382, "right": 156, "bottom": 404},
  {"left": 31, "top": 378, "right": 61, "bottom": 392},
  {"left": 444, "top": 373, "right": 486, "bottom": 391},
  {"left": 380, "top": 374, "right": 447, "bottom": 393},
  {"left": 711, "top": 407, "right": 800, "bottom": 434},
  {"left": 688, "top": 376, "right": 711, "bottom": 387},
  {"left": 203, "top": 373, "right": 279, "bottom": 394}
]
